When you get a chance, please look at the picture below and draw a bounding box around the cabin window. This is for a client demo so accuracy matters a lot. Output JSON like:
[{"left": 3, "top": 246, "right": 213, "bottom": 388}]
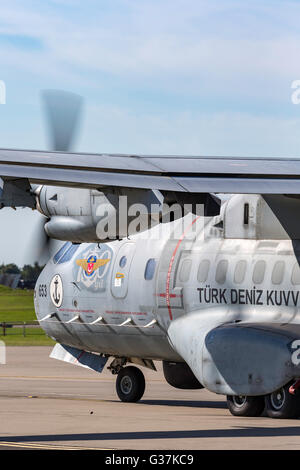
[
  {"left": 272, "top": 261, "right": 285, "bottom": 285},
  {"left": 144, "top": 258, "right": 156, "bottom": 281},
  {"left": 234, "top": 260, "right": 247, "bottom": 284},
  {"left": 292, "top": 263, "right": 300, "bottom": 285},
  {"left": 179, "top": 259, "right": 192, "bottom": 283},
  {"left": 119, "top": 256, "right": 127, "bottom": 268},
  {"left": 215, "top": 260, "right": 228, "bottom": 284},
  {"left": 197, "top": 259, "right": 210, "bottom": 283},
  {"left": 252, "top": 260, "right": 266, "bottom": 284}
]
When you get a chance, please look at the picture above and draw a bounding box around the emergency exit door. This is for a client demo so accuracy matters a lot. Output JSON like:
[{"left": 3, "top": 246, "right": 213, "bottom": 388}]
[{"left": 111, "top": 242, "right": 135, "bottom": 299}]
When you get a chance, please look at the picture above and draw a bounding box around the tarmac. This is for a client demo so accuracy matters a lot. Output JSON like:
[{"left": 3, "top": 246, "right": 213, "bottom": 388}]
[{"left": 0, "top": 347, "right": 300, "bottom": 450}]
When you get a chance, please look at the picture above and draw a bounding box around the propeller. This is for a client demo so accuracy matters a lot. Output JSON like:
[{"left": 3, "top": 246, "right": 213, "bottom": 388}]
[
  {"left": 31, "top": 215, "right": 57, "bottom": 264},
  {"left": 41, "top": 89, "right": 83, "bottom": 152},
  {"left": 29, "top": 89, "right": 83, "bottom": 264}
]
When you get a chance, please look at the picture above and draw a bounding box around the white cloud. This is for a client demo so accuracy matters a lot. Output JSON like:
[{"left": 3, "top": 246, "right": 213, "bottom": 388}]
[{"left": 0, "top": 0, "right": 299, "bottom": 100}]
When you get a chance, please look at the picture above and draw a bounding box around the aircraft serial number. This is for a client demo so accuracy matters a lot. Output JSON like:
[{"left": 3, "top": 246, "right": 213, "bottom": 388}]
[{"left": 38, "top": 284, "right": 47, "bottom": 297}]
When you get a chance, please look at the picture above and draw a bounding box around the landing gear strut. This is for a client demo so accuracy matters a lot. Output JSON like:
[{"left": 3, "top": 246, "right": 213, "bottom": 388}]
[{"left": 108, "top": 358, "right": 146, "bottom": 403}]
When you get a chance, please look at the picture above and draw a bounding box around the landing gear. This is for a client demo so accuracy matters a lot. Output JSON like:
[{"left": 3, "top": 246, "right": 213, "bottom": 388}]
[
  {"left": 264, "top": 383, "right": 300, "bottom": 419},
  {"left": 116, "top": 366, "right": 145, "bottom": 403},
  {"left": 226, "top": 395, "right": 265, "bottom": 417},
  {"left": 227, "top": 382, "right": 300, "bottom": 419}
]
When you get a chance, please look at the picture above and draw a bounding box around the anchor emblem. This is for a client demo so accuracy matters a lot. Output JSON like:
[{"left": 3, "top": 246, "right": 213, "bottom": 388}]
[
  {"left": 50, "top": 274, "right": 63, "bottom": 308},
  {"left": 53, "top": 277, "right": 61, "bottom": 305}
]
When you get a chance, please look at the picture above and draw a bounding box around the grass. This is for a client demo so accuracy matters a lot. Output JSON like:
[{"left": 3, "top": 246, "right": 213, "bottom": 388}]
[
  {"left": 0, "top": 285, "right": 36, "bottom": 322},
  {"left": 0, "top": 285, "right": 55, "bottom": 345},
  {"left": 0, "top": 331, "right": 55, "bottom": 346}
]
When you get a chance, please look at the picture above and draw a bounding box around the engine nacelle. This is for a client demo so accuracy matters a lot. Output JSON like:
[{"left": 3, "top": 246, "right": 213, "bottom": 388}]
[
  {"left": 162, "top": 361, "right": 203, "bottom": 389},
  {"left": 36, "top": 185, "right": 175, "bottom": 242}
]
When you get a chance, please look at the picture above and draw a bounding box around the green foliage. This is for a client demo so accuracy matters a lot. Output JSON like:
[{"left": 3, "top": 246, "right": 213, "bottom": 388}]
[
  {"left": 0, "top": 263, "right": 20, "bottom": 274},
  {"left": 20, "top": 262, "right": 44, "bottom": 282}
]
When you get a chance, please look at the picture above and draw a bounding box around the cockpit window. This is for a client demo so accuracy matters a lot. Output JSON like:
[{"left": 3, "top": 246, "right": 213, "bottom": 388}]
[
  {"left": 53, "top": 242, "right": 71, "bottom": 264},
  {"left": 58, "top": 243, "right": 79, "bottom": 263}
]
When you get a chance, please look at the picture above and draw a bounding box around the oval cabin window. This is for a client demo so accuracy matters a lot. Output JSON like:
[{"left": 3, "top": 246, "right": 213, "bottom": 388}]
[
  {"left": 272, "top": 261, "right": 285, "bottom": 285},
  {"left": 144, "top": 259, "right": 156, "bottom": 281},
  {"left": 234, "top": 260, "right": 247, "bottom": 284},
  {"left": 179, "top": 259, "right": 192, "bottom": 283},
  {"left": 252, "top": 260, "right": 266, "bottom": 284},
  {"left": 197, "top": 259, "right": 210, "bottom": 283},
  {"left": 292, "top": 263, "right": 300, "bottom": 285},
  {"left": 215, "top": 260, "right": 228, "bottom": 284}
]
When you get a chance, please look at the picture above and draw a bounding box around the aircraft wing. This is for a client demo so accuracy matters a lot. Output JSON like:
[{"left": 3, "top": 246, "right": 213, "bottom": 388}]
[{"left": 1, "top": 148, "right": 300, "bottom": 194}]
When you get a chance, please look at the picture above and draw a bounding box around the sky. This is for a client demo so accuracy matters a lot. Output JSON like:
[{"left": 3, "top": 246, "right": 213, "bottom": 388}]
[{"left": 1, "top": 0, "right": 300, "bottom": 265}]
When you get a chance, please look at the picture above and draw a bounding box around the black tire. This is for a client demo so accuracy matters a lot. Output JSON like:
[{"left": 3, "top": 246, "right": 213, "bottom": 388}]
[
  {"left": 227, "top": 395, "right": 265, "bottom": 417},
  {"left": 116, "top": 366, "right": 145, "bottom": 403},
  {"left": 265, "top": 384, "right": 300, "bottom": 419}
]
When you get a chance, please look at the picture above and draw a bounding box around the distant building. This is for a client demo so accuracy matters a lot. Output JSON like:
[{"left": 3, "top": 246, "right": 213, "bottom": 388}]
[
  {"left": 0, "top": 273, "right": 21, "bottom": 289},
  {"left": 17, "top": 278, "right": 36, "bottom": 290}
]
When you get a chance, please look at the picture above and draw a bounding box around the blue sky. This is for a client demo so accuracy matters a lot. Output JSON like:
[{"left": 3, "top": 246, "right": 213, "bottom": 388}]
[{"left": 1, "top": 0, "right": 300, "bottom": 265}]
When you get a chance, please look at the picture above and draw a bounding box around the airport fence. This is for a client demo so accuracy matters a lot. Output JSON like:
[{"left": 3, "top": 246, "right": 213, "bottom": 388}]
[{"left": 0, "top": 321, "right": 43, "bottom": 337}]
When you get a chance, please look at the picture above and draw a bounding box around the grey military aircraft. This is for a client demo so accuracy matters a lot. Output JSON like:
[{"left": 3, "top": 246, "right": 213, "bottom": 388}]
[{"left": 3, "top": 90, "right": 300, "bottom": 419}]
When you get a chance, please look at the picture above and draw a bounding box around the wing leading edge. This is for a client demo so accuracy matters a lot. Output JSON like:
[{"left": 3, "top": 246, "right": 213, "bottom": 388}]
[{"left": 1, "top": 148, "right": 300, "bottom": 194}]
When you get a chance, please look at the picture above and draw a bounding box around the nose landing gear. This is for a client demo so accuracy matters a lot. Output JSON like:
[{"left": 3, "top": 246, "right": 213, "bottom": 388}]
[
  {"left": 116, "top": 366, "right": 145, "bottom": 403},
  {"left": 108, "top": 358, "right": 146, "bottom": 402}
]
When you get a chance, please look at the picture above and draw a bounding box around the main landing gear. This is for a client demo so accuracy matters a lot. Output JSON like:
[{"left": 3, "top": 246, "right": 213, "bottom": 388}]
[
  {"left": 227, "top": 381, "right": 300, "bottom": 419},
  {"left": 108, "top": 358, "right": 146, "bottom": 403},
  {"left": 226, "top": 395, "right": 265, "bottom": 417}
]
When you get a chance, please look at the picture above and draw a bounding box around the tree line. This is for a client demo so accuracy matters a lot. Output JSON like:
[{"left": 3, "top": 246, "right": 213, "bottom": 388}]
[{"left": 0, "top": 262, "right": 44, "bottom": 283}]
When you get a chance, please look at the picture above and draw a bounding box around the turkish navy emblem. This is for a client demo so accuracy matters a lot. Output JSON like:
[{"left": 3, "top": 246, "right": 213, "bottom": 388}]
[{"left": 50, "top": 274, "right": 63, "bottom": 307}]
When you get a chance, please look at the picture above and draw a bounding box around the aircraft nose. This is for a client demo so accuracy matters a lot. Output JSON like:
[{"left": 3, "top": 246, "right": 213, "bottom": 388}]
[{"left": 34, "top": 264, "right": 64, "bottom": 322}]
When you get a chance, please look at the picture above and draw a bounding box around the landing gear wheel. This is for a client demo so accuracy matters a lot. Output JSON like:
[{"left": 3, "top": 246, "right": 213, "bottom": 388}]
[
  {"left": 265, "top": 384, "right": 300, "bottom": 419},
  {"left": 116, "top": 366, "right": 145, "bottom": 403},
  {"left": 227, "top": 395, "right": 265, "bottom": 417}
]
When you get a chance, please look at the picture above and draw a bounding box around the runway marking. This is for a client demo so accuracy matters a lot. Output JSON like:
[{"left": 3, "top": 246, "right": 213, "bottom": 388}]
[
  {"left": 0, "top": 375, "right": 166, "bottom": 383},
  {"left": 0, "top": 441, "right": 114, "bottom": 450},
  {"left": 0, "top": 392, "right": 111, "bottom": 402},
  {"left": 0, "top": 375, "right": 111, "bottom": 382}
]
